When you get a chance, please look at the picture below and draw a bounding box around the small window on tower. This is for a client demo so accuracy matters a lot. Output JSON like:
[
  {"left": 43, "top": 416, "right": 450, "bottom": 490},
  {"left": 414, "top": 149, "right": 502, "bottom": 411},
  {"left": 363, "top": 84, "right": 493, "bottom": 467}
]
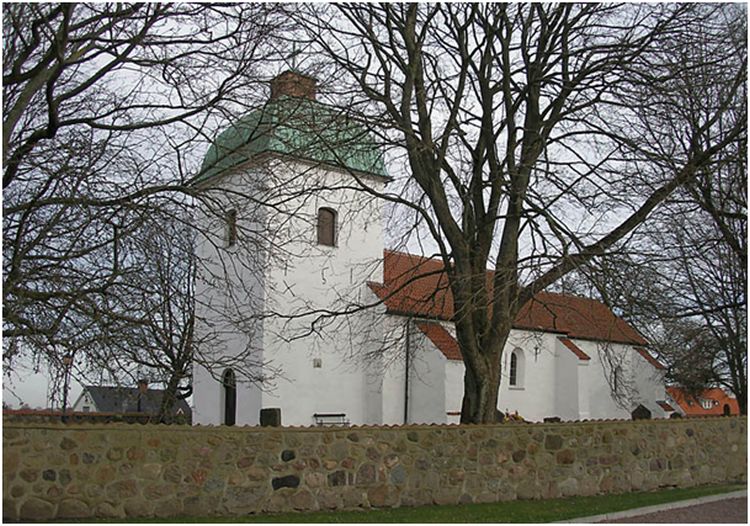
[
  {"left": 317, "top": 208, "right": 336, "bottom": 246},
  {"left": 226, "top": 209, "right": 237, "bottom": 247}
]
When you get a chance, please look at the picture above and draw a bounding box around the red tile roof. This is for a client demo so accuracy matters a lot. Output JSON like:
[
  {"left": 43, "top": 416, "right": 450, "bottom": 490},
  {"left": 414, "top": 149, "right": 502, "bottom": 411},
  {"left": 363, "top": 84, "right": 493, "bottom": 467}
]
[
  {"left": 559, "top": 337, "right": 591, "bottom": 361},
  {"left": 657, "top": 401, "right": 675, "bottom": 412},
  {"left": 368, "top": 251, "right": 454, "bottom": 320},
  {"left": 666, "top": 387, "right": 740, "bottom": 416},
  {"left": 369, "top": 250, "right": 648, "bottom": 346},
  {"left": 634, "top": 347, "right": 666, "bottom": 370},
  {"left": 416, "top": 322, "right": 462, "bottom": 361},
  {"left": 514, "top": 292, "right": 647, "bottom": 345}
]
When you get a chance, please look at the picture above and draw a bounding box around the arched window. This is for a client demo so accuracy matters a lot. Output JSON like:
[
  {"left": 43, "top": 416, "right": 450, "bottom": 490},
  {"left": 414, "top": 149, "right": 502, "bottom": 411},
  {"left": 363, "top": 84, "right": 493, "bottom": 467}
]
[
  {"left": 509, "top": 350, "right": 524, "bottom": 387},
  {"left": 222, "top": 369, "right": 237, "bottom": 426},
  {"left": 317, "top": 208, "right": 336, "bottom": 246},
  {"left": 613, "top": 365, "right": 623, "bottom": 394},
  {"left": 723, "top": 404, "right": 731, "bottom": 416}
]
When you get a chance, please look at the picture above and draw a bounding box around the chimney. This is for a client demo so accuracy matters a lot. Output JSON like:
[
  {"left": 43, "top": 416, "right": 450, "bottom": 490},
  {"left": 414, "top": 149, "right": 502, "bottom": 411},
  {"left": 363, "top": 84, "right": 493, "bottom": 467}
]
[{"left": 270, "top": 70, "right": 317, "bottom": 101}]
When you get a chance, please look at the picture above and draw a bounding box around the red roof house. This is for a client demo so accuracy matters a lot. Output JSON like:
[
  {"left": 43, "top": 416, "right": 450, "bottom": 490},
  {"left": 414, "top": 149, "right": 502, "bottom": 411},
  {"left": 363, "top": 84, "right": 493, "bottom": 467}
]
[{"left": 666, "top": 387, "right": 740, "bottom": 417}]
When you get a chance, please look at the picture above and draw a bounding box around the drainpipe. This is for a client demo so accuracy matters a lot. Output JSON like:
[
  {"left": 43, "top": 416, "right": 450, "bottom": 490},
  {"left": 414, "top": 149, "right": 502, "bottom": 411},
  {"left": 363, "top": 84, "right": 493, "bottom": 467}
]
[{"left": 404, "top": 318, "right": 411, "bottom": 424}]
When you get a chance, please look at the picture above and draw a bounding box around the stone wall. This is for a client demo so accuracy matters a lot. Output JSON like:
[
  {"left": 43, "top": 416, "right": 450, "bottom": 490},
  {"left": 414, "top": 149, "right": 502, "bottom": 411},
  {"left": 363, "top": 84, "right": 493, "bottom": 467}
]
[
  {"left": 3, "top": 417, "right": 746, "bottom": 521},
  {"left": 3, "top": 409, "right": 190, "bottom": 426}
]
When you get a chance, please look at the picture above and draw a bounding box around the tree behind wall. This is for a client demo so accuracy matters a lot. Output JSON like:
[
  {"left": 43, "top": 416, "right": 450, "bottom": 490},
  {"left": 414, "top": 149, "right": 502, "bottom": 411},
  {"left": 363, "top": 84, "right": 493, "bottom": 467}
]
[
  {"left": 559, "top": 5, "right": 747, "bottom": 414},
  {"left": 2, "top": 3, "right": 291, "bottom": 407},
  {"left": 565, "top": 188, "right": 746, "bottom": 414},
  {"left": 303, "top": 3, "right": 746, "bottom": 423}
]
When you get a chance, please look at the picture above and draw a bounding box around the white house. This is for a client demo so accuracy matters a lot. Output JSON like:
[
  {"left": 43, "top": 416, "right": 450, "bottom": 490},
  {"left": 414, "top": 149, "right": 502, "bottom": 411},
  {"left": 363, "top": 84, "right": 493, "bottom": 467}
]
[
  {"left": 191, "top": 71, "right": 669, "bottom": 427},
  {"left": 72, "top": 382, "right": 191, "bottom": 418}
]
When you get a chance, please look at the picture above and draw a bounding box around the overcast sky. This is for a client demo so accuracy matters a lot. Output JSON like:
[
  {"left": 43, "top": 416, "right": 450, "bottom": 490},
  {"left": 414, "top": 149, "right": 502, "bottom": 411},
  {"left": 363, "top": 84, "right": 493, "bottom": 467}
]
[{"left": 3, "top": 361, "right": 82, "bottom": 410}]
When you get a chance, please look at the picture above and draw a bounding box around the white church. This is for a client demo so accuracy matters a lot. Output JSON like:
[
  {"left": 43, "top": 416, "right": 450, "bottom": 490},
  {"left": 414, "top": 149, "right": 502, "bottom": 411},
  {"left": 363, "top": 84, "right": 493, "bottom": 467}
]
[{"left": 191, "top": 71, "right": 670, "bottom": 427}]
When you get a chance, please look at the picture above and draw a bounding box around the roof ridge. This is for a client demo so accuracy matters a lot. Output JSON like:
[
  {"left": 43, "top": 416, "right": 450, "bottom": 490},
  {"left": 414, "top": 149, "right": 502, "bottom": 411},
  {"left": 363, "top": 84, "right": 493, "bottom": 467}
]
[
  {"left": 382, "top": 250, "right": 627, "bottom": 305},
  {"left": 378, "top": 251, "right": 648, "bottom": 346}
]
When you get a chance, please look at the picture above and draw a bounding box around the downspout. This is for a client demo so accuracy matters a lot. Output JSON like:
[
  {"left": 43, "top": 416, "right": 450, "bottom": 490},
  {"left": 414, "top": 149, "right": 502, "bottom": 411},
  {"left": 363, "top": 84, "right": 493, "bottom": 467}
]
[{"left": 404, "top": 318, "right": 411, "bottom": 424}]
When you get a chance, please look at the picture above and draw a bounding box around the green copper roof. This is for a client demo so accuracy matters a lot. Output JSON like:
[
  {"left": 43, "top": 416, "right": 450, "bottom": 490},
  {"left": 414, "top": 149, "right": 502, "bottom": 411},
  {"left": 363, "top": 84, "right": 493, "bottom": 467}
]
[{"left": 195, "top": 96, "right": 387, "bottom": 184}]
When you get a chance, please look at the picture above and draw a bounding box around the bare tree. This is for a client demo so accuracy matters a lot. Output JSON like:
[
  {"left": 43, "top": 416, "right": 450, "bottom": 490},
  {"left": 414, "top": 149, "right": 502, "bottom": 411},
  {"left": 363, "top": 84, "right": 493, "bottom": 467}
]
[
  {"left": 81, "top": 212, "right": 198, "bottom": 420},
  {"left": 2, "top": 3, "right": 291, "bottom": 402},
  {"left": 571, "top": 202, "right": 746, "bottom": 413},
  {"left": 301, "top": 4, "right": 746, "bottom": 423},
  {"left": 560, "top": 5, "right": 746, "bottom": 414}
]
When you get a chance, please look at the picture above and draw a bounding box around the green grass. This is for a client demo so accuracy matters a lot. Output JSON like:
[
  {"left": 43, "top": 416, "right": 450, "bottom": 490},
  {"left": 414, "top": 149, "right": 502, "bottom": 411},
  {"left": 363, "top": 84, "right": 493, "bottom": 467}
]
[{"left": 105, "top": 483, "right": 744, "bottom": 523}]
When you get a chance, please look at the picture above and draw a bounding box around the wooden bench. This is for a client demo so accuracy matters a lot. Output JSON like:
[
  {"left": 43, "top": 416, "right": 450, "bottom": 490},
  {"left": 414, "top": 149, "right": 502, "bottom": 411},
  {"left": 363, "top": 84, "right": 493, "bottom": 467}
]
[{"left": 313, "top": 413, "right": 350, "bottom": 426}]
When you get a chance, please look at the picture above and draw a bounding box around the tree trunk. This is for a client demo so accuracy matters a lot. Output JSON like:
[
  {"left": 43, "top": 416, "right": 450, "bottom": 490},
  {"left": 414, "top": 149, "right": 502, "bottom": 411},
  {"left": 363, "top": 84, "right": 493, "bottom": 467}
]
[
  {"left": 459, "top": 364, "right": 501, "bottom": 424},
  {"left": 730, "top": 377, "right": 747, "bottom": 415},
  {"left": 457, "top": 321, "right": 508, "bottom": 424},
  {"left": 158, "top": 372, "right": 182, "bottom": 423}
]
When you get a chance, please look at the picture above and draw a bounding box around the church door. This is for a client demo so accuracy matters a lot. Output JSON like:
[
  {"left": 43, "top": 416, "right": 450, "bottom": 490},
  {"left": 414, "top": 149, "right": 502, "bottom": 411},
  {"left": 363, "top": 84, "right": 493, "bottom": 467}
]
[{"left": 223, "top": 369, "right": 237, "bottom": 426}]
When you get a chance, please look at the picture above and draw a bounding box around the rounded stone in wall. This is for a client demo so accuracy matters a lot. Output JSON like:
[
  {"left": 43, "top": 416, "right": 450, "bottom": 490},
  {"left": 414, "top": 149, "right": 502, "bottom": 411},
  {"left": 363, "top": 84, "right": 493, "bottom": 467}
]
[
  {"left": 290, "top": 490, "right": 316, "bottom": 511},
  {"left": 20, "top": 497, "right": 56, "bottom": 521},
  {"left": 58, "top": 498, "right": 92, "bottom": 519},
  {"left": 2, "top": 497, "right": 19, "bottom": 521},
  {"left": 96, "top": 502, "right": 124, "bottom": 519},
  {"left": 124, "top": 500, "right": 155, "bottom": 518}
]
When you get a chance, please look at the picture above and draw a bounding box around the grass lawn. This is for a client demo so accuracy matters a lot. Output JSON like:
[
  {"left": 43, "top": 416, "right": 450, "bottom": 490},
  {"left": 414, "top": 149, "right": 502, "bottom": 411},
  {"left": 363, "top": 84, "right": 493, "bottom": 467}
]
[{"left": 110, "top": 483, "right": 744, "bottom": 523}]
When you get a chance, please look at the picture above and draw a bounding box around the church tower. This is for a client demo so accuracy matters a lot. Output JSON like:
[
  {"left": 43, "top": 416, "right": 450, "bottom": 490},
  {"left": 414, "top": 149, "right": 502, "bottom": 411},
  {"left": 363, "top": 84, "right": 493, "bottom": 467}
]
[{"left": 191, "top": 71, "right": 388, "bottom": 426}]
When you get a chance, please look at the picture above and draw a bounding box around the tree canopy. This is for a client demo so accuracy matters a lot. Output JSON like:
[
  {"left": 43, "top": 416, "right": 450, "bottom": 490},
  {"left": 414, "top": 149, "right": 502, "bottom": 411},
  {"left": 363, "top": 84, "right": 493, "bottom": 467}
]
[{"left": 300, "top": 3, "right": 746, "bottom": 422}]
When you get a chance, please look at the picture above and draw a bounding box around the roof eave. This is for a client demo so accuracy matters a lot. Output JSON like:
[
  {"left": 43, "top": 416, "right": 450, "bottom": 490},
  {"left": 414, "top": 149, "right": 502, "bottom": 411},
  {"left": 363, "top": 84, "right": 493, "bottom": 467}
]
[{"left": 191, "top": 150, "right": 390, "bottom": 189}]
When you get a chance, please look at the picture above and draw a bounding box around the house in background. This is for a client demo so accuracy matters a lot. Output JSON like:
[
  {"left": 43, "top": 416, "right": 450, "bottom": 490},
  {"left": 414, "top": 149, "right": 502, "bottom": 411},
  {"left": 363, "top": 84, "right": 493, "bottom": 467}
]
[
  {"left": 666, "top": 386, "right": 740, "bottom": 417},
  {"left": 191, "top": 70, "right": 670, "bottom": 427},
  {"left": 72, "top": 381, "right": 191, "bottom": 420}
]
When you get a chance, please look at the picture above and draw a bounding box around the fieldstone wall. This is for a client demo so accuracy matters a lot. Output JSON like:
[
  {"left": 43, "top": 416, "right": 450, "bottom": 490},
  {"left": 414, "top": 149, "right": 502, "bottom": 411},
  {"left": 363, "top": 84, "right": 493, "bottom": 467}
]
[
  {"left": 3, "top": 409, "right": 190, "bottom": 425},
  {"left": 3, "top": 417, "right": 746, "bottom": 521}
]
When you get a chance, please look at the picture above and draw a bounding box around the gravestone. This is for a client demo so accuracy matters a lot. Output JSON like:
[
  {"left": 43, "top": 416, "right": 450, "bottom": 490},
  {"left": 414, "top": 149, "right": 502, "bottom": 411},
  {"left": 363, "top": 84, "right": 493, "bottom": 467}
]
[
  {"left": 260, "top": 408, "right": 281, "bottom": 427},
  {"left": 631, "top": 404, "right": 652, "bottom": 420}
]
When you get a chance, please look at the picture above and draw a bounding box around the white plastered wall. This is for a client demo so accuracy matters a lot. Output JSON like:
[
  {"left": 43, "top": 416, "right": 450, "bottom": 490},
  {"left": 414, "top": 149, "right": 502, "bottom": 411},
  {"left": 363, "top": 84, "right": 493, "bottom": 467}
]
[
  {"left": 554, "top": 338, "right": 581, "bottom": 421},
  {"left": 572, "top": 339, "right": 667, "bottom": 420},
  {"left": 193, "top": 157, "right": 386, "bottom": 427},
  {"left": 377, "top": 314, "right": 413, "bottom": 425},
  {"left": 498, "top": 330, "right": 560, "bottom": 421},
  {"left": 400, "top": 320, "right": 669, "bottom": 424},
  {"left": 192, "top": 167, "right": 266, "bottom": 426},
  {"left": 445, "top": 360, "right": 464, "bottom": 424},
  {"left": 631, "top": 349, "right": 669, "bottom": 418},
  {"left": 570, "top": 339, "right": 630, "bottom": 420},
  {"left": 71, "top": 391, "right": 97, "bottom": 412},
  {"left": 407, "top": 330, "right": 448, "bottom": 424},
  {"left": 255, "top": 159, "right": 386, "bottom": 427}
]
